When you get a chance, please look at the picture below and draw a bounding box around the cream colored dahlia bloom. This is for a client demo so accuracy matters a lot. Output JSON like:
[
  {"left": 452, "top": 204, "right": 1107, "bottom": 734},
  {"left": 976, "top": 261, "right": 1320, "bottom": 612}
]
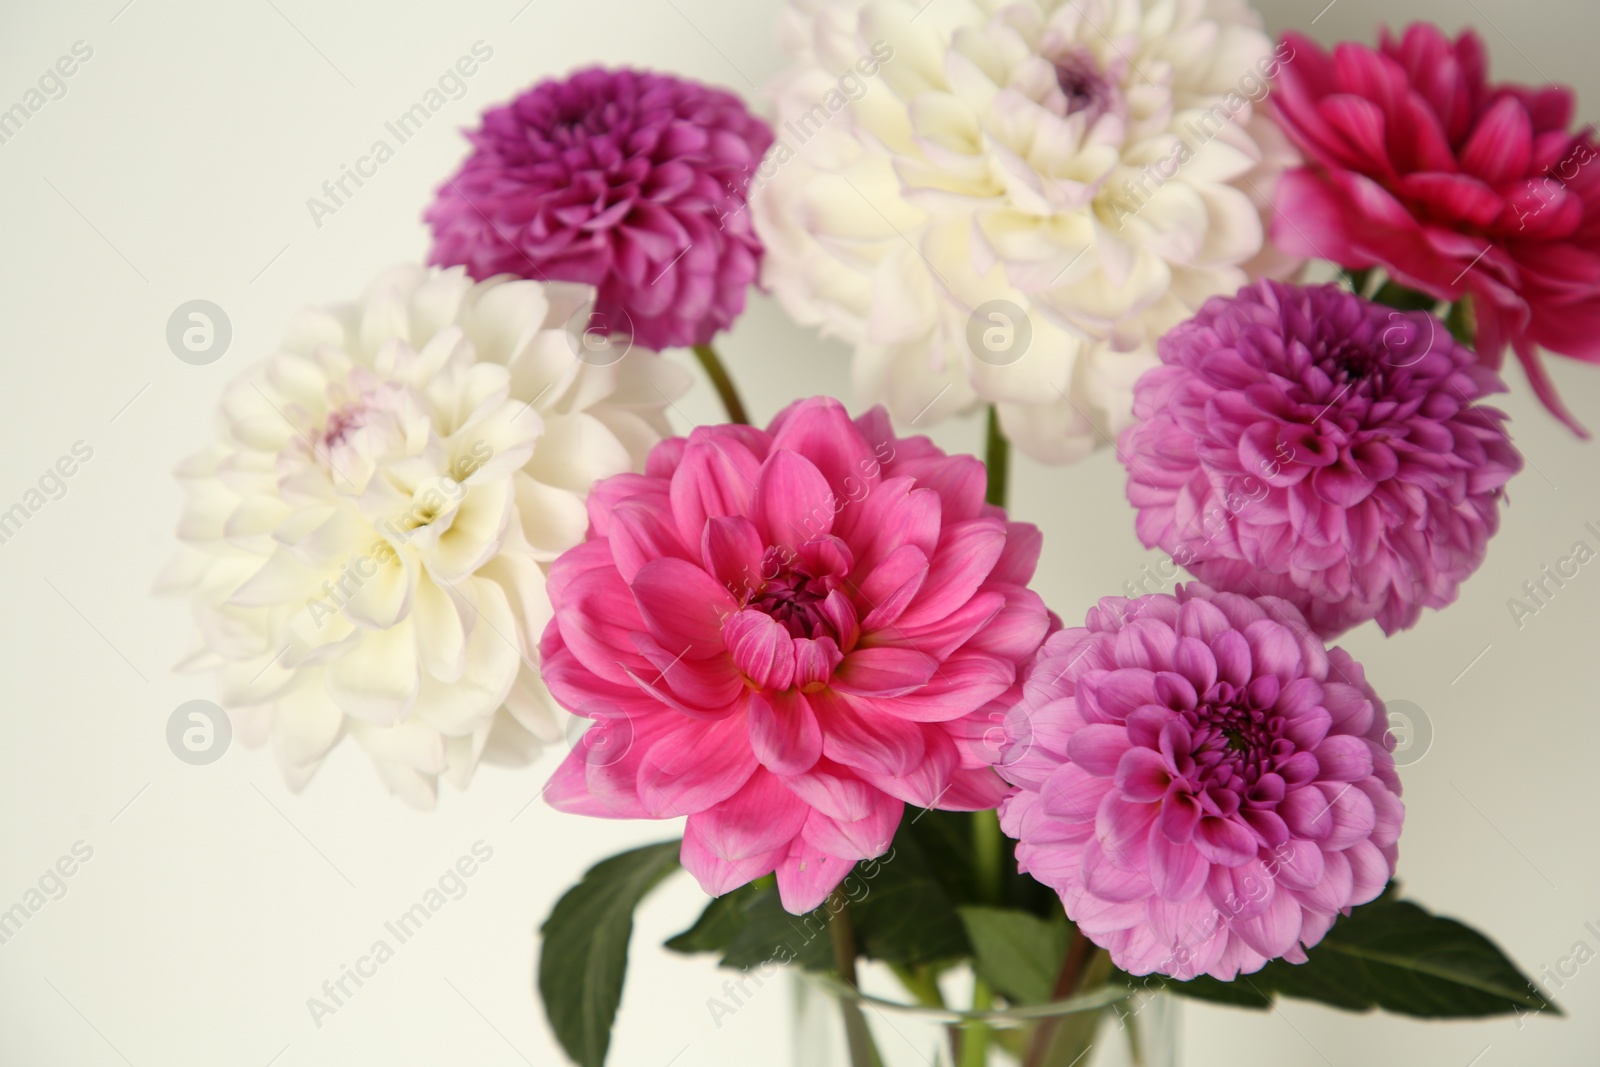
[
  {"left": 158, "top": 266, "right": 690, "bottom": 807},
  {"left": 754, "top": 0, "right": 1299, "bottom": 462}
]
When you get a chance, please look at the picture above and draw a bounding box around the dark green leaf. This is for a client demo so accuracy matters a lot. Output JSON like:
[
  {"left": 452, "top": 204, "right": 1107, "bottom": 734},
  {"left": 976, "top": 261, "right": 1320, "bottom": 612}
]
[
  {"left": 1445, "top": 297, "right": 1476, "bottom": 347},
  {"left": 664, "top": 883, "right": 760, "bottom": 956},
  {"left": 851, "top": 830, "right": 971, "bottom": 966},
  {"left": 957, "top": 906, "right": 1070, "bottom": 1004},
  {"left": 726, "top": 885, "right": 838, "bottom": 971},
  {"left": 1156, "top": 972, "right": 1271, "bottom": 1010},
  {"left": 537, "top": 841, "right": 681, "bottom": 1067},
  {"left": 898, "top": 808, "right": 1059, "bottom": 918},
  {"left": 1371, "top": 280, "right": 1439, "bottom": 311},
  {"left": 1164, "top": 896, "right": 1559, "bottom": 1019}
]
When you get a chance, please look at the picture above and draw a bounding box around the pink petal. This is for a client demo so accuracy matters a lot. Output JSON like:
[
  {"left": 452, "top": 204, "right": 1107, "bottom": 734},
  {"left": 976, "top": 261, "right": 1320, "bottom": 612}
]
[
  {"left": 799, "top": 796, "right": 903, "bottom": 861},
  {"left": 1066, "top": 723, "right": 1132, "bottom": 777},
  {"left": 784, "top": 759, "right": 876, "bottom": 822},
  {"left": 845, "top": 650, "right": 1013, "bottom": 723},
  {"left": 1193, "top": 816, "right": 1258, "bottom": 866},
  {"left": 680, "top": 820, "right": 785, "bottom": 898},
  {"left": 669, "top": 432, "right": 763, "bottom": 547},
  {"left": 754, "top": 449, "right": 835, "bottom": 550},
  {"left": 766, "top": 397, "right": 881, "bottom": 504},
  {"left": 630, "top": 557, "right": 737, "bottom": 657},
  {"left": 775, "top": 835, "right": 855, "bottom": 913},
  {"left": 637, "top": 713, "right": 758, "bottom": 816},
  {"left": 609, "top": 498, "right": 693, "bottom": 584},
  {"left": 832, "top": 646, "right": 938, "bottom": 697},
  {"left": 793, "top": 636, "right": 845, "bottom": 688},
  {"left": 898, "top": 519, "right": 1007, "bottom": 628},
  {"left": 724, "top": 610, "right": 796, "bottom": 691},
  {"left": 748, "top": 689, "right": 823, "bottom": 776},
  {"left": 702, "top": 515, "right": 764, "bottom": 599},
  {"left": 1146, "top": 825, "right": 1209, "bottom": 901},
  {"left": 689, "top": 767, "right": 810, "bottom": 861},
  {"left": 814, "top": 690, "right": 925, "bottom": 776}
]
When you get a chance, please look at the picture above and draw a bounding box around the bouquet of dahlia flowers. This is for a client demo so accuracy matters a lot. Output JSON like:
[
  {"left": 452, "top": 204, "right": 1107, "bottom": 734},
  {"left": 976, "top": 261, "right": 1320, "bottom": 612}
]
[{"left": 167, "top": 2, "right": 1596, "bottom": 1064}]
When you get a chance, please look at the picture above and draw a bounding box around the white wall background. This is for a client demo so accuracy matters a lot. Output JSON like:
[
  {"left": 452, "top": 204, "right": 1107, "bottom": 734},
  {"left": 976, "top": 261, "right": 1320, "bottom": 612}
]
[{"left": 0, "top": 1, "right": 1594, "bottom": 1065}]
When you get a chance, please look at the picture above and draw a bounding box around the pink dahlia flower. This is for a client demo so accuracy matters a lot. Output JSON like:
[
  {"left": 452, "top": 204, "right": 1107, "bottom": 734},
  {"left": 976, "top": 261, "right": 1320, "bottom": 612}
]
[
  {"left": 541, "top": 397, "right": 1051, "bottom": 912},
  {"left": 1121, "top": 279, "right": 1521, "bottom": 637},
  {"left": 1270, "top": 24, "right": 1600, "bottom": 434},
  {"left": 426, "top": 67, "right": 772, "bottom": 351},
  {"left": 997, "top": 584, "right": 1404, "bottom": 980}
]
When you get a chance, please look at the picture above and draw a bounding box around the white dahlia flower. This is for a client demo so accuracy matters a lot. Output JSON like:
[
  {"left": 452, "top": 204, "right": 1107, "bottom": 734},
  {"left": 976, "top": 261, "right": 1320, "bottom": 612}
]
[
  {"left": 753, "top": 0, "right": 1300, "bottom": 462},
  {"left": 158, "top": 266, "right": 690, "bottom": 808}
]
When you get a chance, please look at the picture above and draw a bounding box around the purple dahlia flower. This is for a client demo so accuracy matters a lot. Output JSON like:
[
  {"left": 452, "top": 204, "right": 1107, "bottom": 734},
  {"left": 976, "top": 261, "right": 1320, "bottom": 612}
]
[
  {"left": 997, "top": 584, "right": 1404, "bottom": 980},
  {"left": 426, "top": 67, "right": 772, "bottom": 351},
  {"left": 1120, "top": 279, "right": 1522, "bottom": 637}
]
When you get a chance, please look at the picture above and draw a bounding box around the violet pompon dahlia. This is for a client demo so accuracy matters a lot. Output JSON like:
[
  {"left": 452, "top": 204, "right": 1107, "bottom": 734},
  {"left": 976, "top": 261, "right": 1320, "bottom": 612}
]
[
  {"left": 997, "top": 583, "right": 1404, "bottom": 980},
  {"left": 1120, "top": 279, "right": 1522, "bottom": 637},
  {"left": 540, "top": 397, "right": 1052, "bottom": 913},
  {"left": 1270, "top": 24, "right": 1600, "bottom": 434},
  {"left": 426, "top": 67, "right": 773, "bottom": 351}
]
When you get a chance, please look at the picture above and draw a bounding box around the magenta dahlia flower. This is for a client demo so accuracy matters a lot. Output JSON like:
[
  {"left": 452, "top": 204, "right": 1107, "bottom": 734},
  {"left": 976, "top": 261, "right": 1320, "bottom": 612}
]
[
  {"left": 425, "top": 67, "right": 772, "bottom": 351},
  {"left": 540, "top": 397, "right": 1050, "bottom": 912},
  {"left": 1270, "top": 24, "right": 1600, "bottom": 434},
  {"left": 997, "top": 584, "right": 1404, "bottom": 980},
  {"left": 1121, "top": 279, "right": 1521, "bottom": 637}
]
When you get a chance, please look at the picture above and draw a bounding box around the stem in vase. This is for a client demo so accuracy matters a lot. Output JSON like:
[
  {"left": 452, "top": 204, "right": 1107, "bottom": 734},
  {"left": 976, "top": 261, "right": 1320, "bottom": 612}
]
[
  {"left": 690, "top": 342, "right": 750, "bottom": 425},
  {"left": 984, "top": 405, "right": 1010, "bottom": 509},
  {"left": 1023, "top": 936, "right": 1105, "bottom": 1067},
  {"left": 828, "top": 890, "right": 882, "bottom": 1067}
]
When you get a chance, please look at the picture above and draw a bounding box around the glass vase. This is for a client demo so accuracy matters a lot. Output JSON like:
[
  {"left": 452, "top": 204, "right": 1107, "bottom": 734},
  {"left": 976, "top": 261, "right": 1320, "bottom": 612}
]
[{"left": 791, "top": 967, "right": 1177, "bottom": 1067}]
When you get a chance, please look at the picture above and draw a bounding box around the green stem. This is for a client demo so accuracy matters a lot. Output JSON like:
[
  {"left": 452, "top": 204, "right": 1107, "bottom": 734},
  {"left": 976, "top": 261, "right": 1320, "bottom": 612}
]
[
  {"left": 828, "top": 890, "right": 882, "bottom": 1067},
  {"left": 691, "top": 342, "right": 749, "bottom": 425},
  {"left": 972, "top": 807, "right": 1004, "bottom": 907},
  {"left": 959, "top": 978, "right": 995, "bottom": 1067},
  {"left": 1023, "top": 934, "right": 1101, "bottom": 1067},
  {"left": 983, "top": 405, "right": 1010, "bottom": 509},
  {"left": 889, "top": 963, "right": 946, "bottom": 1009}
]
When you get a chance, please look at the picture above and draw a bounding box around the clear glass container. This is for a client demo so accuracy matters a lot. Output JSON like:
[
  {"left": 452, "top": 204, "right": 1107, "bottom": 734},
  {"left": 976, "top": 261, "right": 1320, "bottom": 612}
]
[{"left": 792, "top": 967, "right": 1177, "bottom": 1067}]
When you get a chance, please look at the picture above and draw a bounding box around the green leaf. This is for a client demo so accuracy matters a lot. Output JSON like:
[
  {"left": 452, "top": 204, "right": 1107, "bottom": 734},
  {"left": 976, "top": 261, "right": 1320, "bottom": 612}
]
[
  {"left": 662, "top": 877, "right": 836, "bottom": 973},
  {"left": 1371, "top": 280, "right": 1439, "bottom": 311},
  {"left": 1445, "top": 297, "right": 1476, "bottom": 347},
  {"left": 852, "top": 827, "right": 972, "bottom": 966},
  {"left": 664, "top": 883, "right": 758, "bottom": 956},
  {"left": 537, "top": 841, "right": 681, "bottom": 1067},
  {"left": 703, "top": 884, "right": 834, "bottom": 973},
  {"left": 1163, "top": 896, "right": 1559, "bottom": 1019},
  {"left": 957, "top": 906, "right": 1070, "bottom": 1005}
]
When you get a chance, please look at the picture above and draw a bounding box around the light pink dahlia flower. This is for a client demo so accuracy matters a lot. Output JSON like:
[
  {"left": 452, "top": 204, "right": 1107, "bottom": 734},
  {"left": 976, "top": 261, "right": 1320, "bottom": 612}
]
[
  {"left": 997, "top": 584, "right": 1404, "bottom": 980},
  {"left": 540, "top": 397, "right": 1051, "bottom": 912},
  {"left": 1121, "top": 279, "right": 1522, "bottom": 637},
  {"left": 1270, "top": 24, "right": 1600, "bottom": 434},
  {"left": 426, "top": 67, "right": 772, "bottom": 351}
]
